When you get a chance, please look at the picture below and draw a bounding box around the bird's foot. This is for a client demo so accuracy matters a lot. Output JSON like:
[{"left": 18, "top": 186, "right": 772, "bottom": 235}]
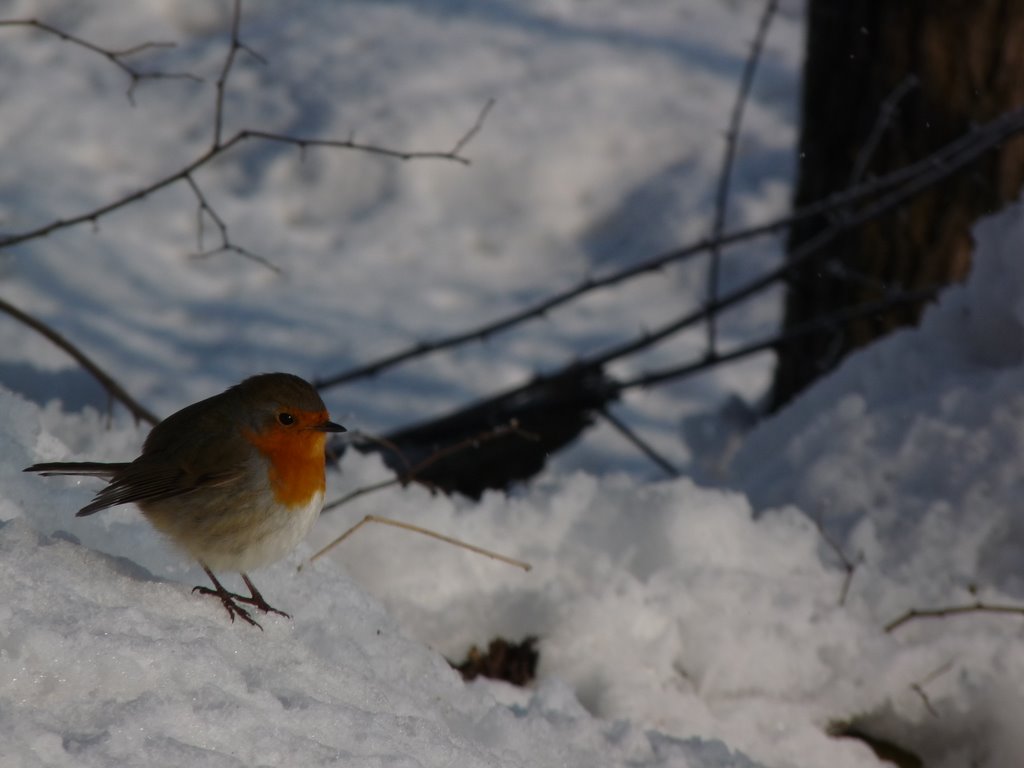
[
  {"left": 238, "top": 574, "right": 291, "bottom": 619},
  {"left": 233, "top": 593, "right": 290, "bottom": 619},
  {"left": 192, "top": 584, "right": 262, "bottom": 629}
]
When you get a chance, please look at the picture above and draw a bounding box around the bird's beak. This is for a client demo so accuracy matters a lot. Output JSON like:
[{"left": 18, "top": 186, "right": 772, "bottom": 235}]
[{"left": 314, "top": 420, "right": 347, "bottom": 433}]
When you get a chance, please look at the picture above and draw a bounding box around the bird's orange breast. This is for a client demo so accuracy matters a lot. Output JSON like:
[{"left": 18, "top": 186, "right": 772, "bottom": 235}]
[{"left": 243, "top": 418, "right": 328, "bottom": 507}]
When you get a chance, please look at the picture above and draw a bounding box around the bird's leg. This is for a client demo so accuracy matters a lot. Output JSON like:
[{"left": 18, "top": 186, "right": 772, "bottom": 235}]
[
  {"left": 236, "top": 573, "right": 291, "bottom": 619},
  {"left": 193, "top": 565, "right": 261, "bottom": 628}
]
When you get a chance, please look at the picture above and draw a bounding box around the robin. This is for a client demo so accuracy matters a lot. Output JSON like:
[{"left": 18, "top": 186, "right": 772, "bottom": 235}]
[{"left": 24, "top": 372, "right": 346, "bottom": 628}]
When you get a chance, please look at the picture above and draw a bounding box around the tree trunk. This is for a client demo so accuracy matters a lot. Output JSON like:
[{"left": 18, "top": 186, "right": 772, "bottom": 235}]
[{"left": 770, "top": 0, "right": 1024, "bottom": 411}]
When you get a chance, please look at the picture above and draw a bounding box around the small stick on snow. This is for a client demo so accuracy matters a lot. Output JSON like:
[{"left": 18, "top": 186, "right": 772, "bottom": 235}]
[{"left": 302, "top": 514, "right": 531, "bottom": 572}]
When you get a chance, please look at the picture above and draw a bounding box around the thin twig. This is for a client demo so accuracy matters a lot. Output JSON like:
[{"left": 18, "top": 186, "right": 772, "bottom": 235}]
[
  {"left": 706, "top": 0, "right": 779, "bottom": 355},
  {"left": 213, "top": 0, "right": 242, "bottom": 149},
  {"left": 0, "top": 125, "right": 483, "bottom": 253},
  {"left": 184, "top": 174, "right": 282, "bottom": 272},
  {"left": 909, "top": 660, "right": 953, "bottom": 718},
  {"left": 345, "top": 430, "right": 415, "bottom": 473},
  {"left": 314, "top": 290, "right": 935, "bottom": 493},
  {"left": 238, "top": 127, "right": 480, "bottom": 165},
  {"left": 322, "top": 421, "right": 539, "bottom": 513},
  {"left": 0, "top": 6, "right": 485, "bottom": 257},
  {"left": 213, "top": 0, "right": 267, "bottom": 148},
  {"left": 0, "top": 296, "right": 159, "bottom": 425},
  {"left": 324, "top": 290, "right": 934, "bottom": 498},
  {"left": 821, "top": 258, "right": 891, "bottom": 294},
  {"left": 598, "top": 405, "right": 680, "bottom": 478},
  {"left": 0, "top": 6, "right": 487, "bottom": 422},
  {"left": 0, "top": 19, "right": 201, "bottom": 105},
  {"left": 849, "top": 75, "right": 919, "bottom": 186},
  {"left": 429, "top": 288, "right": 936, "bottom": 454},
  {"left": 322, "top": 476, "right": 402, "bottom": 511},
  {"left": 808, "top": 511, "right": 861, "bottom": 607},
  {"left": 885, "top": 600, "right": 1024, "bottom": 633},
  {"left": 450, "top": 98, "right": 495, "bottom": 157},
  {"left": 314, "top": 104, "right": 1024, "bottom": 391},
  {"left": 304, "top": 514, "right": 532, "bottom": 571},
  {"left": 577, "top": 106, "right": 1014, "bottom": 373},
  {"left": 616, "top": 286, "right": 938, "bottom": 390}
]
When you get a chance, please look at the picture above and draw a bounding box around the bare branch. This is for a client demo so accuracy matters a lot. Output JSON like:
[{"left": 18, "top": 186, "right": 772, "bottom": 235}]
[
  {"left": 0, "top": 18, "right": 201, "bottom": 105},
  {"left": 396, "top": 289, "right": 936, "bottom": 490},
  {"left": 598, "top": 405, "right": 680, "bottom": 478},
  {"left": 849, "top": 75, "right": 919, "bottom": 186},
  {"left": 808, "top": 511, "right": 861, "bottom": 607},
  {"left": 450, "top": 98, "right": 495, "bottom": 157},
  {"left": 213, "top": 0, "right": 267, "bottom": 147},
  {"left": 315, "top": 104, "right": 1024, "bottom": 391},
  {"left": 0, "top": 120, "right": 477, "bottom": 254},
  {"left": 706, "top": 0, "right": 779, "bottom": 354},
  {"left": 0, "top": 3, "right": 482, "bottom": 262},
  {"left": 0, "top": 296, "right": 159, "bottom": 425},
  {"left": 105, "top": 41, "right": 176, "bottom": 58},
  {"left": 909, "top": 660, "right": 953, "bottom": 718},
  {"left": 885, "top": 600, "right": 1024, "bottom": 633},
  {"left": 212, "top": 0, "right": 239, "bottom": 147},
  {"left": 183, "top": 174, "right": 281, "bottom": 273},
  {"left": 344, "top": 431, "right": 415, "bottom": 474},
  {"left": 188, "top": 242, "right": 282, "bottom": 274},
  {"left": 0, "top": 140, "right": 225, "bottom": 251},
  {"left": 322, "top": 421, "right": 539, "bottom": 513},
  {"left": 579, "top": 108, "right": 1012, "bottom": 372},
  {"left": 616, "top": 287, "right": 938, "bottom": 391},
  {"left": 238, "top": 128, "right": 478, "bottom": 165}
]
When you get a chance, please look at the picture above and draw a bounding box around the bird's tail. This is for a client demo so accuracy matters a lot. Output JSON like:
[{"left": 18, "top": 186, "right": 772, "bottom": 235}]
[{"left": 24, "top": 461, "right": 130, "bottom": 479}]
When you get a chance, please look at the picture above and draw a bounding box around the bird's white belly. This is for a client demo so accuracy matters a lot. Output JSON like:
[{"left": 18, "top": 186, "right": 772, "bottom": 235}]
[{"left": 193, "top": 489, "right": 324, "bottom": 573}]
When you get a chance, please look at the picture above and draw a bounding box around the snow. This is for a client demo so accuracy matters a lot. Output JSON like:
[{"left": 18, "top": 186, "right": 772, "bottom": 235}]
[{"left": 1, "top": 1, "right": 1022, "bottom": 767}]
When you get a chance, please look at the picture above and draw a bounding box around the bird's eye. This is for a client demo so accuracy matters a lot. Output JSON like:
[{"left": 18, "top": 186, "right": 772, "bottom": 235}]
[{"left": 278, "top": 412, "right": 296, "bottom": 426}]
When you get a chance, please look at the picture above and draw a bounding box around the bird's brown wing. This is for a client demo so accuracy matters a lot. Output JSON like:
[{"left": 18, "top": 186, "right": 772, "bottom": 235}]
[
  {"left": 26, "top": 455, "right": 245, "bottom": 517},
  {"left": 76, "top": 418, "right": 253, "bottom": 518},
  {"left": 75, "top": 460, "right": 246, "bottom": 516},
  {"left": 43, "top": 387, "right": 253, "bottom": 517}
]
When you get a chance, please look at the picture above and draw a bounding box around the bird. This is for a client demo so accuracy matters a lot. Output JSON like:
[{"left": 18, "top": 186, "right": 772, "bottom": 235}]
[{"left": 24, "top": 372, "right": 346, "bottom": 628}]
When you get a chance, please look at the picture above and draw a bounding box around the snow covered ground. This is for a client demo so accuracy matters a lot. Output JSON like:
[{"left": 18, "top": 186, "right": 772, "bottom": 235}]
[{"left": 2, "top": 1, "right": 1022, "bottom": 766}]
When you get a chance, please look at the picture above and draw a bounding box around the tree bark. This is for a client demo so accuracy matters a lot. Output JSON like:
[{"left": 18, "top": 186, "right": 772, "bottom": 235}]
[{"left": 770, "top": 0, "right": 1024, "bottom": 411}]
